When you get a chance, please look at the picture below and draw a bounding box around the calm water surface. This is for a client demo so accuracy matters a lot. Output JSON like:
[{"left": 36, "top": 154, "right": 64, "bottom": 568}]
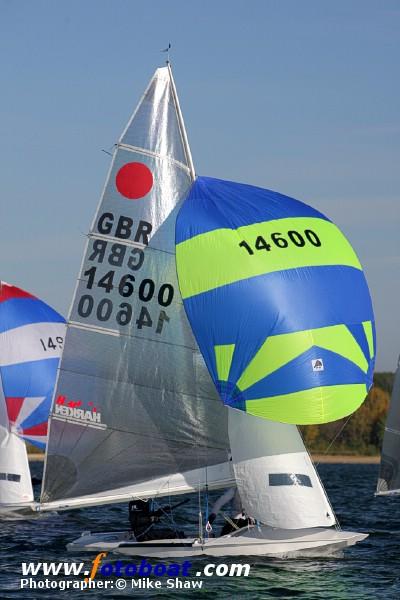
[{"left": 1, "top": 463, "right": 399, "bottom": 599}]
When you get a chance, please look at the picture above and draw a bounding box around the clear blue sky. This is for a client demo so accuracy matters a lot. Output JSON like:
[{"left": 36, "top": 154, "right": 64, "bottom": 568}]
[{"left": 0, "top": 1, "right": 399, "bottom": 370}]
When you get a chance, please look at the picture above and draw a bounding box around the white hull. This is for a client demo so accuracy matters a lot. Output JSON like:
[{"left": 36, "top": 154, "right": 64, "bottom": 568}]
[
  {"left": 0, "top": 501, "right": 53, "bottom": 521},
  {"left": 67, "top": 526, "right": 367, "bottom": 559}
]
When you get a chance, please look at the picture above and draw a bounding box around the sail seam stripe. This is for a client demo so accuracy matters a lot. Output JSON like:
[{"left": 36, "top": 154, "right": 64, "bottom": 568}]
[
  {"left": 87, "top": 233, "right": 176, "bottom": 256},
  {"left": 48, "top": 418, "right": 227, "bottom": 450},
  {"left": 56, "top": 365, "right": 221, "bottom": 403},
  {"left": 68, "top": 321, "right": 120, "bottom": 336},
  {"left": 67, "top": 321, "right": 195, "bottom": 347},
  {"left": 117, "top": 143, "right": 191, "bottom": 173}
]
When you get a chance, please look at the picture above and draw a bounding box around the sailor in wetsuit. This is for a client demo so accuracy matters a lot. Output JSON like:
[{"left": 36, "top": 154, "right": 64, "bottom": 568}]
[
  {"left": 128, "top": 499, "right": 186, "bottom": 541},
  {"left": 128, "top": 499, "right": 157, "bottom": 541}
]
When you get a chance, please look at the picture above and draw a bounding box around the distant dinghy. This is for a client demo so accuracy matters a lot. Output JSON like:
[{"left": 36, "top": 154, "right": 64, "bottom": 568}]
[
  {"left": 376, "top": 357, "right": 400, "bottom": 495},
  {"left": 0, "top": 282, "right": 65, "bottom": 515}
]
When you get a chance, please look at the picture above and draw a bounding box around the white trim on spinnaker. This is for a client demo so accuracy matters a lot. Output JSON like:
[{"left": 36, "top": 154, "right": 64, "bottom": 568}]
[
  {"left": 0, "top": 322, "right": 65, "bottom": 367},
  {"left": 228, "top": 409, "right": 336, "bottom": 529}
]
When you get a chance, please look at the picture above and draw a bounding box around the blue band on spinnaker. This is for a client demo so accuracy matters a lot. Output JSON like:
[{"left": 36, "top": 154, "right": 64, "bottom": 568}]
[
  {"left": 176, "top": 176, "right": 330, "bottom": 244},
  {"left": 0, "top": 298, "right": 65, "bottom": 334}
]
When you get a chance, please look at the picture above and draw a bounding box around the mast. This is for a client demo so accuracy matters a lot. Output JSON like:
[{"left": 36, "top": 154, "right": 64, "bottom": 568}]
[{"left": 167, "top": 62, "right": 195, "bottom": 181}]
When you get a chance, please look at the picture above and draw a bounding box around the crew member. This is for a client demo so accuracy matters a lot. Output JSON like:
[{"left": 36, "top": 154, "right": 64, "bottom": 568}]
[
  {"left": 206, "top": 488, "right": 252, "bottom": 535},
  {"left": 128, "top": 498, "right": 186, "bottom": 541},
  {"left": 128, "top": 499, "right": 158, "bottom": 540}
]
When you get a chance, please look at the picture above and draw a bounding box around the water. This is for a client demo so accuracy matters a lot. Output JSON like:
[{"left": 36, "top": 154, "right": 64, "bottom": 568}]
[{"left": 1, "top": 463, "right": 399, "bottom": 599}]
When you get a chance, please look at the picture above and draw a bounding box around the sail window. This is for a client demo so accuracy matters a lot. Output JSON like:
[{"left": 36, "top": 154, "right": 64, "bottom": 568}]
[
  {"left": 0, "top": 473, "right": 21, "bottom": 482},
  {"left": 269, "top": 473, "right": 312, "bottom": 487}
]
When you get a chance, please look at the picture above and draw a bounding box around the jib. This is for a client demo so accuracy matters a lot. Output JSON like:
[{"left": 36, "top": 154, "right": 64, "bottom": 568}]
[{"left": 96, "top": 212, "right": 152, "bottom": 245}]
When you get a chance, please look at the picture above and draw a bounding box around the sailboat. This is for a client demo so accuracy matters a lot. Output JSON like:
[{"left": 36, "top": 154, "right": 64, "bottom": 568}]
[
  {"left": 36, "top": 63, "right": 375, "bottom": 557},
  {"left": 376, "top": 357, "right": 400, "bottom": 495},
  {"left": 0, "top": 282, "right": 65, "bottom": 518}
]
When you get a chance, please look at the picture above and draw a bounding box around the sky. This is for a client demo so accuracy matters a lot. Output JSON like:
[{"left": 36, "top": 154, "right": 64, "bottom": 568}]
[{"left": 0, "top": 0, "right": 399, "bottom": 370}]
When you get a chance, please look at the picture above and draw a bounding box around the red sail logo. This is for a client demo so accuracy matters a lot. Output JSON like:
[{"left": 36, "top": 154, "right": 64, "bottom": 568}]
[{"left": 115, "top": 162, "right": 153, "bottom": 199}]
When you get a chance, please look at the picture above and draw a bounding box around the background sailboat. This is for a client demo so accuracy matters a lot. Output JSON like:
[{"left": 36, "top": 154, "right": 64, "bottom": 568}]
[
  {"left": 0, "top": 282, "right": 65, "bottom": 516},
  {"left": 376, "top": 356, "right": 400, "bottom": 495},
  {"left": 37, "top": 64, "right": 374, "bottom": 557}
]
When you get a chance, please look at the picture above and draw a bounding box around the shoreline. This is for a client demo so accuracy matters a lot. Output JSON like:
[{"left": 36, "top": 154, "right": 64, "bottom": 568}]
[
  {"left": 27, "top": 453, "right": 380, "bottom": 464},
  {"left": 311, "top": 454, "right": 380, "bottom": 464}
]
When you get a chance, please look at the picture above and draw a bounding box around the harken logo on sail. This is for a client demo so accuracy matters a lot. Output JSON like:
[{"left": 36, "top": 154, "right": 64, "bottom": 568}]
[
  {"left": 312, "top": 358, "right": 324, "bottom": 372},
  {"left": 53, "top": 395, "right": 107, "bottom": 430}
]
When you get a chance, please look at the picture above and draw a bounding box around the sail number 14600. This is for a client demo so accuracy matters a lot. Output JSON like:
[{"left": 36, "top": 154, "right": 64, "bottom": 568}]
[
  {"left": 76, "top": 266, "right": 174, "bottom": 334},
  {"left": 239, "top": 229, "right": 321, "bottom": 255}
]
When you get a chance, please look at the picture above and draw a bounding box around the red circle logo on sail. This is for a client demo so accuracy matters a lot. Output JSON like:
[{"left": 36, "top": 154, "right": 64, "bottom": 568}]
[{"left": 115, "top": 162, "right": 153, "bottom": 199}]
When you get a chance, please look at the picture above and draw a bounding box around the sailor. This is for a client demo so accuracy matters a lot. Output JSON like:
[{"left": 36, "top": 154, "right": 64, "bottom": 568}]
[
  {"left": 206, "top": 488, "right": 252, "bottom": 535},
  {"left": 128, "top": 498, "right": 187, "bottom": 541},
  {"left": 128, "top": 499, "right": 158, "bottom": 540}
]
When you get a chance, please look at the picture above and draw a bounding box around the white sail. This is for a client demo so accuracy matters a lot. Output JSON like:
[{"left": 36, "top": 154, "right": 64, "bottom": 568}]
[
  {"left": 376, "top": 357, "right": 400, "bottom": 495},
  {"left": 0, "top": 379, "right": 33, "bottom": 504},
  {"left": 228, "top": 409, "right": 335, "bottom": 529},
  {"left": 0, "top": 434, "right": 33, "bottom": 505},
  {"left": 41, "top": 66, "right": 230, "bottom": 506}
]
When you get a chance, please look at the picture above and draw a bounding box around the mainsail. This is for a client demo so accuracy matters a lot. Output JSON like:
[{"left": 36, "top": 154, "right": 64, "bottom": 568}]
[
  {"left": 0, "top": 282, "right": 65, "bottom": 504},
  {"left": 376, "top": 357, "right": 400, "bottom": 494},
  {"left": 41, "top": 67, "right": 230, "bottom": 505}
]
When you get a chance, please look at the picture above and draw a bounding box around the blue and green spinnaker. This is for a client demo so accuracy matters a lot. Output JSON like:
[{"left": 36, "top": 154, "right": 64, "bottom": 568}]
[{"left": 176, "top": 176, "right": 375, "bottom": 425}]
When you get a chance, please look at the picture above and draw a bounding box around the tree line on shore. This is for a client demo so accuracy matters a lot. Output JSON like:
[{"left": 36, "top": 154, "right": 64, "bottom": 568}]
[{"left": 300, "top": 372, "right": 394, "bottom": 455}]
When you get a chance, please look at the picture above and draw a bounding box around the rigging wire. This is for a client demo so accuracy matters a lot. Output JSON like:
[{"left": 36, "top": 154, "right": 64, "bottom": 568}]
[
  {"left": 298, "top": 425, "right": 341, "bottom": 531},
  {"left": 314, "top": 414, "right": 354, "bottom": 468}
]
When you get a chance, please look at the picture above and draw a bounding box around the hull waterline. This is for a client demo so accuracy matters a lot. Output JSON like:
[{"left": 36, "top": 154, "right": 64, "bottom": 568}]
[{"left": 67, "top": 526, "right": 368, "bottom": 559}]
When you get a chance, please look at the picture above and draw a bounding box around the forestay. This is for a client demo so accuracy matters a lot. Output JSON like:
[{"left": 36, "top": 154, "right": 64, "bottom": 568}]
[{"left": 41, "top": 67, "right": 230, "bottom": 504}]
